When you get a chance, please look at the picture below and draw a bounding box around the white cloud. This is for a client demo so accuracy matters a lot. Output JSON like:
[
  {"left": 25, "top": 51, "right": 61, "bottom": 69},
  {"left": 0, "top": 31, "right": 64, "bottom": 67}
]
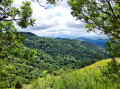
[{"left": 13, "top": 0, "right": 102, "bottom": 38}]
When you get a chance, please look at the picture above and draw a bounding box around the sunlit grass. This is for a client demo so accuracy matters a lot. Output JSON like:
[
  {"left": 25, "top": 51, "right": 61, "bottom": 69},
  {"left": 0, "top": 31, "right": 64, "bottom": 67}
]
[{"left": 23, "top": 58, "right": 120, "bottom": 89}]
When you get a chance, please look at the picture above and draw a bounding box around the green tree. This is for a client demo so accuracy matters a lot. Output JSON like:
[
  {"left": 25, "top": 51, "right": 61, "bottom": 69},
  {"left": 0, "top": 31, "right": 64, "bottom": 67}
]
[
  {"left": 32, "top": 0, "right": 62, "bottom": 5},
  {"left": 0, "top": 0, "right": 35, "bottom": 88},
  {"left": 68, "top": 0, "right": 120, "bottom": 80},
  {"left": 0, "top": 0, "right": 63, "bottom": 88},
  {"left": 0, "top": 58, "right": 15, "bottom": 88},
  {"left": 68, "top": 0, "right": 120, "bottom": 58},
  {"left": 0, "top": 0, "right": 35, "bottom": 51}
]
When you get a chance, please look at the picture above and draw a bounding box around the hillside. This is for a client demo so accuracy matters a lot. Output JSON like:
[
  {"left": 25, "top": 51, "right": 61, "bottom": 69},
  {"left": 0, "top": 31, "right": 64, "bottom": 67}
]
[
  {"left": 19, "top": 32, "right": 110, "bottom": 70},
  {"left": 0, "top": 42, "right": 60, "bottom": 87},
  {"left": 27, "top": 58, "right": 120, "bottom": 89},
  {"left": 20, "top": 32, "right": 109, "bottom": 61},
  {"left": 1, "top": 31, "right": 111, "bottom": 88},
  {"left": 1, "top": 32, "right": 110, "bottom": 88}
]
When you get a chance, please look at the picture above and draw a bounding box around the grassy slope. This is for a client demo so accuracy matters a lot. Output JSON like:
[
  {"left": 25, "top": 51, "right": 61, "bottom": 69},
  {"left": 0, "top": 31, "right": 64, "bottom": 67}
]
[{"left": 24, "top": 58, "right": 120, "bottom": 89}]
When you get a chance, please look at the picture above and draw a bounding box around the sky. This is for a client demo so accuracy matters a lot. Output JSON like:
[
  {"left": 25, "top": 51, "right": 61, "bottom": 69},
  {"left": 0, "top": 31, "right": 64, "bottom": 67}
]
[{"left": 13, "top": 0, "right": 105, "bottom": 38}]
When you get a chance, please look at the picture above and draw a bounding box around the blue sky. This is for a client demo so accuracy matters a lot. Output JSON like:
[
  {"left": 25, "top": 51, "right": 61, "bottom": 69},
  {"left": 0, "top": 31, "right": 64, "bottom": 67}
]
[{"left": 13, "top": 0, "right": 105, "bottom": 38}]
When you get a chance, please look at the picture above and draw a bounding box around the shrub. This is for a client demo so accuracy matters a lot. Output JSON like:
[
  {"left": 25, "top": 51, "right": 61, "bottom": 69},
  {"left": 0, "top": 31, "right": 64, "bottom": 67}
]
[{"left": 15, "top": 80, "right": 23, "bottom": 89}]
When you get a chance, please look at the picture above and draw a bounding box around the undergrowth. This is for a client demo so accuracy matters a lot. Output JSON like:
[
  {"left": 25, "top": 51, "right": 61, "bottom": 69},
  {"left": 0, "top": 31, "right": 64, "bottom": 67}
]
[{"left": 23, "top": 58, "right": 120, "bottom": 89}]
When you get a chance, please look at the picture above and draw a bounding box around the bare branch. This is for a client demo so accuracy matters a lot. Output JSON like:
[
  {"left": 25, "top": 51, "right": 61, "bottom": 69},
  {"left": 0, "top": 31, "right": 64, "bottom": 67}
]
[
  {"left": 0, "top": 15, "right": 7, "bottom": 21},
  {"left": 0, "top": 0, "right": 2, "bottom": 3},
  {"left": 31, "top": 0, "right": 62, "bottom": 9},
  {"left": 3, "top": 18, "right": 21, "bottom": 22},
  {"left": 106, "top": 0, "right": 117, "bottom": 18},
  {"left": 94, "top": 4, "right": 111, "bottom": 16}
]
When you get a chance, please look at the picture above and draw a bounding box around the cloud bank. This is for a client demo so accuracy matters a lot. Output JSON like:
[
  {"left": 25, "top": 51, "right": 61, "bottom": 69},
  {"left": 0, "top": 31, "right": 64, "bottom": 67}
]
[{"left": 13, "top": 0, "right": 104, "bottom": 38}]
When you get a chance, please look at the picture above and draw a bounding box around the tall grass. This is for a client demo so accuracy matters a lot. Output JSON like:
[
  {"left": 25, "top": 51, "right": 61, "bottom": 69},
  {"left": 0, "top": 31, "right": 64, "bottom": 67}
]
[{"left": 26, "top": 58, "right": 120, "bottom": 89}]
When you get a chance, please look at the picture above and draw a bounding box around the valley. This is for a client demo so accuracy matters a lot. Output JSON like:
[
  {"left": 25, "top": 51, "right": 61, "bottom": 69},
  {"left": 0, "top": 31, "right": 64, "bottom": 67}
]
[
  {"left": 0, "top": 32, "right": 110, "bottom": 88},
  {"left": 1, "top": 0, "right": 120, "bottom": 88}
]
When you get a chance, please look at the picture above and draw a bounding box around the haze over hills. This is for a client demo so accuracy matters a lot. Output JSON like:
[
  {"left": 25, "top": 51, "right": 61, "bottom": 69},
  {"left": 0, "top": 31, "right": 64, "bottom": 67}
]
[
  {"left": 54, "top": 36, "right": 108, "bottom": 48},
  {"left": 21, "top": 31, "right": 109, "bottom": 48},
  {"left": 76, "top": 37, "right": 109, "bottom": 48}
]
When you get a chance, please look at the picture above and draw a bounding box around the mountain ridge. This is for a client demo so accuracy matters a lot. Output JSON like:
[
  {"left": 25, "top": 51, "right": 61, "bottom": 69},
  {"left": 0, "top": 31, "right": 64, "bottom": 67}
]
[
  {"left": 19, "top": 32, "right": 108, "bottom": 48},
  {"left": 20, "top": 32, "right": 109, "bottom": 61}
]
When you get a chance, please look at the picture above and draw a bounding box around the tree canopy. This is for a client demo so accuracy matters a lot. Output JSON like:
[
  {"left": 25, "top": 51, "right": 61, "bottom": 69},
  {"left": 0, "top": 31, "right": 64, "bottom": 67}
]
[
  {"left": 0, "top": 0, "right": 35, "bottom": 88},
  {"left": 31, "top": 0, "right": 62, "bottom": 7},
  {"left": 0, "top": 0, "right": 35, "bottom": 27},
  {"left": 68, "top": 0, "right": 120, "bottom": 58}
]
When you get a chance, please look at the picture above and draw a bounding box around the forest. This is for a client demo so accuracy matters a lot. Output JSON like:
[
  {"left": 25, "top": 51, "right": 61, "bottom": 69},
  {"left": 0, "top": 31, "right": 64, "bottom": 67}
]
[
  {"left": 0, "top": 31, "right": 109, "bottom": 88},
  {"left": 0, "top": 0, "right": 120, "bottom": 89}
]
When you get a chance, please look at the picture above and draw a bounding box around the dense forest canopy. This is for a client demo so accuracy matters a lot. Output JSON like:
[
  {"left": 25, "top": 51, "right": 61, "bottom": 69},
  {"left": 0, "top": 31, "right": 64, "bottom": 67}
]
[{"left": 21, "top": 32, "right": 108, "bottom": 61}]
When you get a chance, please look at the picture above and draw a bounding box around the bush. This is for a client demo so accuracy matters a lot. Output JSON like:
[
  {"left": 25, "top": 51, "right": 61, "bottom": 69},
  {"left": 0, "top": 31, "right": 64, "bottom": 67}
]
[
  {"left": 100, "top": 59, "right": 120, "bottom": 81},
  {"left": 15, "top": 80, "right": 23, "bottom": 89}
]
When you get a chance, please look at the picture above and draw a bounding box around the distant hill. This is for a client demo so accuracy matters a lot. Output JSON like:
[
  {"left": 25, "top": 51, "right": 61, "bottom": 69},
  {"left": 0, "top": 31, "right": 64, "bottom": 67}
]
[
  {"left": 20, "top": 32, "right": 37, "bottom": 37},
  {"left": 77, "top": 37, "right": 109, "bottom": 48},
  {"left": 20, "top": 32, "right": 108, "bottom": 48},
  {"left": 20, "top": 32, "right": 109, "bottom": 66}
]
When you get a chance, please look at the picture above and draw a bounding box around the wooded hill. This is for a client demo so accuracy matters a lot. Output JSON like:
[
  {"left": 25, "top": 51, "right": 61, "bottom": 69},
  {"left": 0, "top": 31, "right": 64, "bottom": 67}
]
[
  {"left": 21, "top": 32, "right": 109, "bottom": 60},
  {"left": 20, "top": 32, "right": 109, "bottom": 71},
  {"left": 0, "top": 32, "right": 109, "bottom": 88}
]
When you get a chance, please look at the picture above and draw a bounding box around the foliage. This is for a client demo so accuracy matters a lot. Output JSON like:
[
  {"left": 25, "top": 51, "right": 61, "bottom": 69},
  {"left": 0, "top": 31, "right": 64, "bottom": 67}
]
[
  {"left": 68, "top": 0, "right": 120, "bottom": 82},
  {"left": 100, "top": 59, "right": 120, "bottom": 81},
  {"left": 0, "top": 42, "right": 61, "bottom": 87},
  {"left": 0, "top": 0, "right": 35, "bottom": 28},
  {"left": 21, "top": 32, "right": 109, "bottom": 71},
  {"left": 21, "top": 32, "right": 108, "bottom": 60},
  {"left": 0, "top": 58, "right": 16, "bottom": 88},
  {"left": 68, "top": 0, "right": 120, "bottom": 41},
  {"left": 0, "top": 0, "right": 35, "bottom": 88},
  {"left": 15, "top": 80, "right": 23, "bottom": 89},
  {"left": 32, "top": 0, "right": 62, "bottom": 5},
  {"left": 30, "top": 58, "right": 120, "bottom": 89},
  {"left": 0, "top": 31, "right": 109, "bottom": 88},
  {"left": 105, "top": 38, "right": 120, "bottom": 58},
  {"left": 1, "top": 0, "right": 119, "bottom": 88},
  {"left": 68, "top": 0, "right": 120, "bottom": 59}
]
